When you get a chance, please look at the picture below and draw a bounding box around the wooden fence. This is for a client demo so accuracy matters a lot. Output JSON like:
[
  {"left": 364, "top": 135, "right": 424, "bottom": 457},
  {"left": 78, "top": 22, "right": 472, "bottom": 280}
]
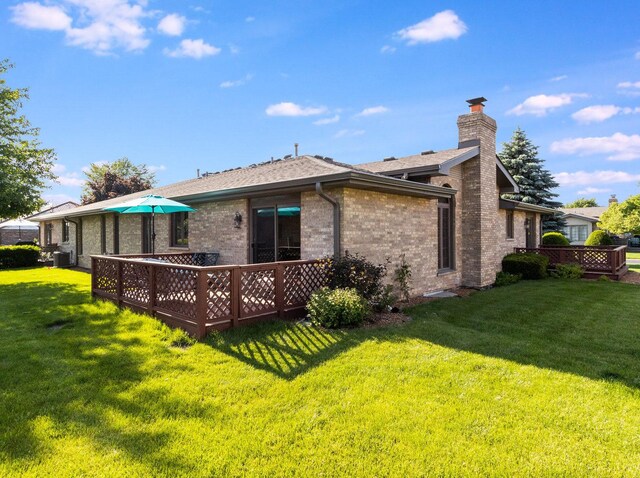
[
  {"left": 91, "top": 253, "right": 327, "bottom": 338},
  {"left": 514, "top": 245, "right": 628, "bottom": 279}
]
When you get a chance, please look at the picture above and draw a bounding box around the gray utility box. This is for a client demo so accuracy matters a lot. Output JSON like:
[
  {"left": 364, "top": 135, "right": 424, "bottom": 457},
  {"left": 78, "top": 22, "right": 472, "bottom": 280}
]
[{"left": 53, "top": 251, "right": 71, "bottom": 267}]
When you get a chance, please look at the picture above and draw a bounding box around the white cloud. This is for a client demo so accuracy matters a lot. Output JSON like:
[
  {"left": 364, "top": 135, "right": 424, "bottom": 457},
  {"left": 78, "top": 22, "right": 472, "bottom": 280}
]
[
  {"left": 265, "top": 102, "right": 327, "bottom": 117},
  {"left": 164, "top": 39, "right": 221, "bottom": 59},
  {"left": 395, "top": 10, "right": 467, "bottom": 45},
  {"left": 618, "top": 81, "right": 640, "bottom": 89},
  {"left": 158, "top": 13, "right": 186, "bottom": 36},
  {"left": 555, "top": 170, "right": 640, "bottom": 186},
  {"left": 635, "top": 52, "right": 640, "bottom": 60},
  {"left": 43, "top": 193, "right": 78, "bottom": 205},
  {"left": 245, "top": 16, "right": 255, "bottom": 22},
  {"left": 313, "top": 115, "right": 340, "bottom": 125},
  {"left": 550, "top": 75, "right": 568, "bottom": 82},
  {"left": 551, "top": 133, "right": 640, "bottom": 161},
  {"left": 334, "top": 129, "right": 365, "bottom": 139},
  {"left": 10, "top": 2, "right": 71, "bottom": 30},
  {"left": 148, "top": 165, "right": 166, "bottom": 173},
  {"left": 380, "top": 45, "right": 396, "bottom": 54},
  {"left": 219, "top": 74, "right": 253, "bottom": 88},
  {"left": 51, "top": 163, "right": 84, "bottom": 186},
  {"left": 572, "top": 105, "right": 640, "bottom": 123},
  {"left": 577, "top": 187, "right": 611, "bottom": 195},
  {"left": 507, "top": 93, "right": 587, "bottom": 117},
  {"left": 355, "top": 106, "right": 389, "bottom": 117}
]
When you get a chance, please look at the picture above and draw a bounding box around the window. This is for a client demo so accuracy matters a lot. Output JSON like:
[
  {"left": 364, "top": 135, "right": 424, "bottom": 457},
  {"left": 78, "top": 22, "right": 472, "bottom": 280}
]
[
  {"left": 171, "top": 212, "right": 189, "bottom": 247},
  {"left": 563, "top": 225, "right": 589, "bottom": 242},
  {"left": 45, "top": 223, "right": 53, "bottom": 245},
  {"left": 506, "top": 210, "right": 514, "bottom": 239},
  {"left": 62, "top": 220, "right": 70, "bottom": 243},
  {"left": 438, "top": 197, "right": 454, "bottom": 270}
]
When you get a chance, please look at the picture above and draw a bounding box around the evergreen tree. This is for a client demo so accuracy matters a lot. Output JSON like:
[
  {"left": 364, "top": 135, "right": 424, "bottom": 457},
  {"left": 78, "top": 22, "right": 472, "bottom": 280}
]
[{"left": 498, "top": 127, "right": 565, "bottom": 232}]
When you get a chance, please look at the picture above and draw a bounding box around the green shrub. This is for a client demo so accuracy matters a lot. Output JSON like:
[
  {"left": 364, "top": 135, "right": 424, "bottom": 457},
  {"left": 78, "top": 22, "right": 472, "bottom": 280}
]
[
  {"left": 542, "top": 231, "right": 570, "bottom": 246},
  {"left": 394, "top": 254, "right": 412, "bottom": 301},
  {"left": 0, "top": 245, "right": 41, "bottom": 269},
  {"left": 494, "top": 271, "right": 522, "bottom": 287},
  {"left": 502, "top": 253, "right": 549, "bottom": 280},
  {"left": 319, "top": 252, "right": 387, "bottom": 301},
  {"left": 372, "top": 284, "right": 397, "bottom": 312},
  {"left": 551, "top": 263, "right": 584, "bottom": 279},
  {"left": 585, "top": 230, "right": 613, "bottom": 246},
  {"left": 307, "top": 287, "right": 369, "bottom": 328}
]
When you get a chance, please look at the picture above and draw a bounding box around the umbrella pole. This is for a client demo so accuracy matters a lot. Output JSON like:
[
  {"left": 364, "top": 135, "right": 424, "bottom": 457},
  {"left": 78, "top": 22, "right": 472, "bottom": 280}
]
[{"left": 151, "top": 207, "right": 156, "bottom": 256}]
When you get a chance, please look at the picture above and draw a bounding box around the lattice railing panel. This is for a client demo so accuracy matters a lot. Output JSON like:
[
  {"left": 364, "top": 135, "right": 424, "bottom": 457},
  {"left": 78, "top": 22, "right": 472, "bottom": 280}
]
[
  {"left": 207, "top": 269, "right": 232, "bottom": 320},
  {"left": 283, "top": 262, "right": 327, "bottom": 307},
  {"left": 121, "top": 262, "right": 151, "bottom": 305},
  {"left": 580, "top": 250, "right": 610, "bottom": 271},
  {"left": 155, "top": 267, "right": 197, "bottom": 319},
  {"left": 94, "top": 258, "right": 118, "bottom": 294},
  {"left": 240, "top": 269, "right": 276, "bottom": 316},
  {"left": 155, "top": 254, "right": 199, "bottom": 266}
]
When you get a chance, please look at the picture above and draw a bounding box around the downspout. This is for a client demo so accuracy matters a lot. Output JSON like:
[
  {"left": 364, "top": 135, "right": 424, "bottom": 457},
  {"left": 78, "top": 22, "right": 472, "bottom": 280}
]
[
  {"left": 64, "top": 216, "right": 79, "bottom": 266},
  {"left": 315, "top": 182, "right": 341, "bottom": 257}
]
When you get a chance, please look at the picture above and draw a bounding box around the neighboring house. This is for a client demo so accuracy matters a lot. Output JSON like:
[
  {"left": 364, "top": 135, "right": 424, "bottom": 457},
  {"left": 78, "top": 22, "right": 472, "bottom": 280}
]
[
  {"left": 0, "top": 219, "right": 39, "bottom": 245},
  {"left": 34, "top": 99, "right": 555, "bottom": 293},
  {"left": 559, "top": 199, "right": 613, "bottom": 244},
  {"left": 27, "top": 201, "right": 79, "bottom": 248}
]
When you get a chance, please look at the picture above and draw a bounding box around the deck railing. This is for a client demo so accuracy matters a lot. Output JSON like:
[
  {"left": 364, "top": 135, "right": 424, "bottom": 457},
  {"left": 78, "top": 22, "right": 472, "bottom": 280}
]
[
  {"left": 91, "top": 253, "right": 326, "bottom": 338},
  {"left": 514, "top": 245, "right": 627, "bottom": 278}
]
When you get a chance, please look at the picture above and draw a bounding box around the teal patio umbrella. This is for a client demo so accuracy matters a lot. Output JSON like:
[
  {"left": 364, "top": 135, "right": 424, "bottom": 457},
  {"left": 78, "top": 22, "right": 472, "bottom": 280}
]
[{"left": 103, "top": 194, "right": 195, "bottom": 254}]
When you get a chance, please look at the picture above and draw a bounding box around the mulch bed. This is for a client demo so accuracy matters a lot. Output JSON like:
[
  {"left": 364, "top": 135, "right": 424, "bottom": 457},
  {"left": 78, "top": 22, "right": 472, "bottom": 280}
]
[
  {"left": 363, "top": 287, "right": 476, "bottom": 328},
  {"left": 620, "top": 270, "right": 640, "bottom": 285}
]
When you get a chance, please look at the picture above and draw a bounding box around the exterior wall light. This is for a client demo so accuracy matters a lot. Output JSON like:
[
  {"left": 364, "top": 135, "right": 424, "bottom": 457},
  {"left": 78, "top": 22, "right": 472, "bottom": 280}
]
[{"left": 234, "top": 212, "right": 242, "bottom": 228}]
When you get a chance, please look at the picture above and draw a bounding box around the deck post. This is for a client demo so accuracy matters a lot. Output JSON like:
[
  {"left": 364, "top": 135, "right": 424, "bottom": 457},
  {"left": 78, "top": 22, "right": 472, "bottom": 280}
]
[
  {"left": 275, "top": 262, "right": 285, "bottom": 318},
  {"left": 116, "top": 260, "right": 123, "bottom": 306},
  {"left": 231, "top": 267, "right": 240, "bottom": 327},
  {"left": 195, "top": 268, "right": 208, "bottom": 339},
  {"left": 148, "top": 263, "right": 156, "bottom": 316},
  {"left": 91, "top": 257, "right": 97, "bottom": 299}
]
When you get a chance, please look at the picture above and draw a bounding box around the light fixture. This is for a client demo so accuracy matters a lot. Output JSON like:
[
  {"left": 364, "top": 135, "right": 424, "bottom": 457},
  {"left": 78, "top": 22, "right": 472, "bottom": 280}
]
[{"left": 233, "top": 212, "right": 242, "bottom": 228}]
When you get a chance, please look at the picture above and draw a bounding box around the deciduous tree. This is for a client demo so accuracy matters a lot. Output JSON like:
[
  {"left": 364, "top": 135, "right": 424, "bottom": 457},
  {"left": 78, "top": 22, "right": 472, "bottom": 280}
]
[
  {"left": 564, "top": 198, "right": 598, "bottom": 208},
  {"left": 0, "top": 60, "right": 56, "bottom": 218},
  {"left": 81, "top": 158, "right": 155, "bottom": 204},
  {"left": 598, "top": 195, "right": 640, "bottom": 235}
]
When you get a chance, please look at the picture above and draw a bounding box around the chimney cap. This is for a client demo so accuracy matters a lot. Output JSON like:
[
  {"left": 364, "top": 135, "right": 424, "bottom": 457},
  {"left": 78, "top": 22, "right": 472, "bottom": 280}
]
[{"left": 466, "top": 97, "right": 487, "bottom": 106}]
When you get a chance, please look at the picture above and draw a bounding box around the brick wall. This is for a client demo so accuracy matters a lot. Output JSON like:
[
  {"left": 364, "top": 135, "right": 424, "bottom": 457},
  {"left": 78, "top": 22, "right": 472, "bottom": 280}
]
[
  {"left": 458, "top": 111, "right": 500, "bottom": 288},
  {"left": 300, "top": 190, "right": 341, "bottom": 260},
  {"left": 0, "top": 228, "right": 38, "bottom": 245}
]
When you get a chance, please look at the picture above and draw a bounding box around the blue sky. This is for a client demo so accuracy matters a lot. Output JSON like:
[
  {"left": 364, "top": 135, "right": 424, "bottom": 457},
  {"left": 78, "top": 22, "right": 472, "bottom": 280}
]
[{"left": 3, "top": 0, "right": 640, "bottom": 207}]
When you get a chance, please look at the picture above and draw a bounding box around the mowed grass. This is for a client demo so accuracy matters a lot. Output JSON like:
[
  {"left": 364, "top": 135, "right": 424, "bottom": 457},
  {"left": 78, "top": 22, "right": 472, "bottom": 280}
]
[
  {"left": 628, "top": 251, "right": 640, "bottom": 260},
  {"left": 1, "top": 269, "right": 640, "bottom": 477}
]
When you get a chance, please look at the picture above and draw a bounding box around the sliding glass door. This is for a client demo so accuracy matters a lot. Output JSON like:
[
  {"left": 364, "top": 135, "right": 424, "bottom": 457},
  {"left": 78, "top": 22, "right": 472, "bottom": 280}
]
[{"left": 251, "top": 200, "right": 301, "bottom": 263}]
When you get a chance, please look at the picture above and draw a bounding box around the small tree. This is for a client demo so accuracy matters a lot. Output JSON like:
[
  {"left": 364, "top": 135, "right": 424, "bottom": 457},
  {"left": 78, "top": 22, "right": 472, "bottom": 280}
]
[
  {"left": 81, "top": 158, "right": 155, "bottom": 204},
  {"left": 598, "top": 195, "right": 640, "bottom": 235},
  {"left": 564, "top": 198, "right": 598, "bottom": 208},
  {"left": 499, "top": 128, "right": 565, "bottom": 232},
  {"left": 0, "top": 60, "right": 56, "bottom": 218}
]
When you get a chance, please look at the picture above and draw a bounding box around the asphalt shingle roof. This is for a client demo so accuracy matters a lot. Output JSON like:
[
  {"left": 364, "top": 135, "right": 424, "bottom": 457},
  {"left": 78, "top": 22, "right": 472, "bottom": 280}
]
[{"left": 357, "top": 147, "right": 477, "bottom": 174}]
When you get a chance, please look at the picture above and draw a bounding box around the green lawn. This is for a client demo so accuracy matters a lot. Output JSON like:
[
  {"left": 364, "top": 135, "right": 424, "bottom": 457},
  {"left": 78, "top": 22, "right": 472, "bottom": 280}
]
[
  {"left": 1, "top": 269, "right": 640, "bottom": 477},
  {"left": 628, "top": 251, "right": 640, "bottom": 260}
]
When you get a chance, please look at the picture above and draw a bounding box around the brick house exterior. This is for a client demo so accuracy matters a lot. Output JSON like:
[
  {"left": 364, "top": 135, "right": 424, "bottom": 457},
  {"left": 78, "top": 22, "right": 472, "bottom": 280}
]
[{"left": 36, "top": 100, "right": 555, "bottom": 293}]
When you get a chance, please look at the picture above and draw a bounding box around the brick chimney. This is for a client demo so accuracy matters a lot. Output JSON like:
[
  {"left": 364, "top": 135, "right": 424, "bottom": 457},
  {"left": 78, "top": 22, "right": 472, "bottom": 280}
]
[
  {"left": 609, "top": 194, "right": 618, "bottom": 205},
  {"left": 457, "top": 97, "right": 499, "bottom": 288}
]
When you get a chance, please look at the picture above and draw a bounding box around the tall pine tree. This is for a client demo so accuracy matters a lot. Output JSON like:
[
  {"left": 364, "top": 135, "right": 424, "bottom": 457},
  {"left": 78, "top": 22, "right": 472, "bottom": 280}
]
[{"left": 498, "top": 127, "right": 565, "bottom": 232}]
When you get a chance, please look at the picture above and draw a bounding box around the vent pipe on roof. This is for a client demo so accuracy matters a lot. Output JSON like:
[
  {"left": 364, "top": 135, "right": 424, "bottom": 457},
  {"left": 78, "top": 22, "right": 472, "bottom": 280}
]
[{"left": 294, "top": 143, "right": 299, "bottom": 157}]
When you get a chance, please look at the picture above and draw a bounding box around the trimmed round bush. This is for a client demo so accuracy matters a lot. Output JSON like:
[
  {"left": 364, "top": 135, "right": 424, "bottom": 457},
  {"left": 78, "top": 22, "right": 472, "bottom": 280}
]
[
  {"left": 502, "top": 253, "right": 549, "bottom": 280},
  {"left": 307, "top": 287, "right": 369, "bottom": 328},
  {"left": 584, "top": 230, "right": 613, "bottom": 246},
  {"left": 542, "top": 231, "right": 570, "bottom": 246}
]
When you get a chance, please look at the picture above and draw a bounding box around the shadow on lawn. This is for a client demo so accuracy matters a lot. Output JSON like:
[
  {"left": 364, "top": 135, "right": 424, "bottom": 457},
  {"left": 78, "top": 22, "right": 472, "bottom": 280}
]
[
  {"left": 0, "top": 281, "right": 203, "bottom": 475},
  {"left": 209, "top": 281, "right": 640, "bottom": 389}
]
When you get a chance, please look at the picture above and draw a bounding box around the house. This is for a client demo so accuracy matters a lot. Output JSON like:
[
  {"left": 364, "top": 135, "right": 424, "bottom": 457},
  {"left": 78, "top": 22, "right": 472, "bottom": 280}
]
[
  {"left": 34, "top": 98, "right": 556, "bottom": 293},
  {"left": 559, "top": 196, "right": 615, "bottom": 244}
]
